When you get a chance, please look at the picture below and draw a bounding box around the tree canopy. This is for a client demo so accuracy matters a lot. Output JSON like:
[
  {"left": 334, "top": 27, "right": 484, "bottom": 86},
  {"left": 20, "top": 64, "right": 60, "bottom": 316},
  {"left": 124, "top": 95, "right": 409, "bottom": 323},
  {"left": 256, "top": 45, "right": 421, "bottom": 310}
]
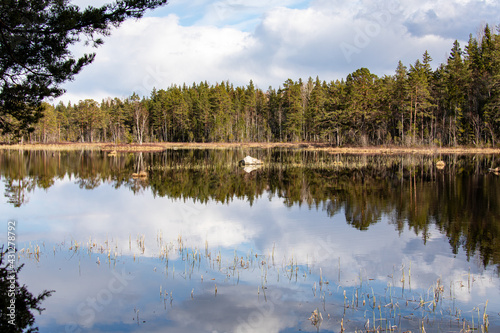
[{"left": 0, "top": 0, "right": 168, "bottom": 135}]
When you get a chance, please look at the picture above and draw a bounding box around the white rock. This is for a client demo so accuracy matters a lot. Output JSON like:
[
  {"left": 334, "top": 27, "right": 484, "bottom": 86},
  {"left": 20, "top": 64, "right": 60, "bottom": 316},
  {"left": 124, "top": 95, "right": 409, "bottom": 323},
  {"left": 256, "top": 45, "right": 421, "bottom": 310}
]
[
  {"left": 243, "top": 165, "right": 263, "bottom": 173},
  {"left": 240, "top": 155, "right": 263, "bottom": 165}
]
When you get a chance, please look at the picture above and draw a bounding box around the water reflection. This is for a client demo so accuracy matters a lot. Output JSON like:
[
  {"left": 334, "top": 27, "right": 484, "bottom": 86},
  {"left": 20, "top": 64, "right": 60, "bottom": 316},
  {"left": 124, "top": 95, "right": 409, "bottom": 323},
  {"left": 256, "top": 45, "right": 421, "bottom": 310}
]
[
  {"left": 2, "top": 149, "right": 500, "bottom": 268},
  {"left": 0, "top": 250, "right": 54, "bottom": 331},
  {"left": 1, "top": 149, "right": 500, "bottom": 332}
]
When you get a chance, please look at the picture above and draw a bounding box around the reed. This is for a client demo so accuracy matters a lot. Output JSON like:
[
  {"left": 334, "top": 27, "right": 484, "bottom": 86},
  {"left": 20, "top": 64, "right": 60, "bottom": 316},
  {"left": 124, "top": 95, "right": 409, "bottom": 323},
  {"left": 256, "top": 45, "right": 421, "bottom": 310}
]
[
  {"left": 18, "top": 233, "right": 496, "bottom": 333},
  {"left": 4, "top": 141, "right": 500, "bottom": 155}
]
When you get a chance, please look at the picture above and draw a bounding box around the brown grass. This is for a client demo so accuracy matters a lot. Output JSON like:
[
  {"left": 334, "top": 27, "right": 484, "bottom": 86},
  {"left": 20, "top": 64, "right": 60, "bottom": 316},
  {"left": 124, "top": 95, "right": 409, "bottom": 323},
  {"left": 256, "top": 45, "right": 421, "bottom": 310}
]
[{"left": 1, "top": 142, "right": 500, "bottom": 154}]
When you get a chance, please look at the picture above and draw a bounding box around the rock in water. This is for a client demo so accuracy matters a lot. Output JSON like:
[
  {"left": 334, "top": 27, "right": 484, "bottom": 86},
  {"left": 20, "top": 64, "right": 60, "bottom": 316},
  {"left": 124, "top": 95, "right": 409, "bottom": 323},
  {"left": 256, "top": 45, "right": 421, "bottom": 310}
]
[
  {"left": 243, "top": 165, "right": 262, "bottom": 173},
  {"left": 240, "top": 156, "right": 263, "bottom": 165},
  {"left": 436, "top": 160, "right": 446, "bottom": 169}
]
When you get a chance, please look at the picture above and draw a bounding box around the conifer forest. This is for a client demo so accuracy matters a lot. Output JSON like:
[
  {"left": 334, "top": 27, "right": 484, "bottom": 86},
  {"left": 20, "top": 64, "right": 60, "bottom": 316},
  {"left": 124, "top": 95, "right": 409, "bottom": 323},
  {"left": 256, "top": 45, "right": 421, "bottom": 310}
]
[{"left": 22, "top": 26, "right": 500, "bottom": 147}]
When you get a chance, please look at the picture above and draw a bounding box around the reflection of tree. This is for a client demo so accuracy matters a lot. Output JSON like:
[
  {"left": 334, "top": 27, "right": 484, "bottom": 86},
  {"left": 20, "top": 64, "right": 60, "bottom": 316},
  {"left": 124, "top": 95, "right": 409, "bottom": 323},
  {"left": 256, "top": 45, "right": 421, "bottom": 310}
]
[
  {"left": 3, "top": 179, "right": 35, "bottom": 207},
  {"left": 134, "top": 152, "right": 145, "bottom": 174},
  {"left": 75, "top": 176, "right": 101, "bottom": 190},
  {"left": 128, "top": 152, "right": 149, "bottom": 194},
  {"left": 344, "top": 192, "right": 384, "bottom": 231},
  {"left": 0, "top": 250, "right": 54, "bottom": 332},
  {"left": 1, "top": 150, "right": 500, "bottom": 268},
  {"left": 431, "top": 171, "right": 500, "bottom": 266}
]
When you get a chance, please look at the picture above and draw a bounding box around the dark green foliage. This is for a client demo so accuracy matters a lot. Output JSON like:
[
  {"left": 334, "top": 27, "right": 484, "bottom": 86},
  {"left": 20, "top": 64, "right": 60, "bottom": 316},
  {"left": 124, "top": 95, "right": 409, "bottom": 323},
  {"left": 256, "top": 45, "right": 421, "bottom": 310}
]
[
  {"left": 0, "top": 250, "right": 54, "bottom": 332},
  {"left": 0, "top": 0, "right": 168, "bottom": 135}
]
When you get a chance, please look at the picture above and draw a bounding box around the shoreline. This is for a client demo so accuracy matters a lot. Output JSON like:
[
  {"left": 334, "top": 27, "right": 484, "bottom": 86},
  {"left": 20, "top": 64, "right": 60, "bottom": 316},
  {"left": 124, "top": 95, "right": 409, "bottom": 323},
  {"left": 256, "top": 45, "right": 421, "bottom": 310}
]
[{"left": 1, "top": 142, "right": 500, "bottom": 154}]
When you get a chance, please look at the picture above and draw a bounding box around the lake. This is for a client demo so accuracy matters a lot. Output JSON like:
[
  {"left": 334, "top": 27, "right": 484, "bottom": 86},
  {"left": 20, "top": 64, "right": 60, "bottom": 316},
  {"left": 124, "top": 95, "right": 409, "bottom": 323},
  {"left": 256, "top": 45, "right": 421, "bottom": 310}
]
[{"left": 1, "top": 148, "right": 500, "bottom": 332}]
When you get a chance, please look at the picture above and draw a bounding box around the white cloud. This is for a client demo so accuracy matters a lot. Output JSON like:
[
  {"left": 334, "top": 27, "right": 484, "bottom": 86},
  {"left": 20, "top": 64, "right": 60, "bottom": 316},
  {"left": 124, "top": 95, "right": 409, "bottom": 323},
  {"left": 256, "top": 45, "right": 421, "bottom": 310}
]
[
  {"left": 70, "top": 0, "right": 109, "bottom": 9},
  {"left": 54, "top": 0, "right": 499, "bottom": 104},
  {"left": 58, "top": 14, "right": 254, "bottom": 102}
]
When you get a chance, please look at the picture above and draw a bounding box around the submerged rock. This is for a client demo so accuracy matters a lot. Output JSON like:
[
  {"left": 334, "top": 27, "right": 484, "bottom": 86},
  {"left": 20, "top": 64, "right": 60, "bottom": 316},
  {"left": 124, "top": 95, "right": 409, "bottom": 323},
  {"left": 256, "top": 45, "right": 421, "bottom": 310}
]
[
  {"left": 239, "top": 155, "right": 263, "bottom": 165},
  {"left": 132, "top": 171, "right": 148, "bottom": 179},
  {"left": 243, "top": 165, "right": 263, "bottom": 173}
]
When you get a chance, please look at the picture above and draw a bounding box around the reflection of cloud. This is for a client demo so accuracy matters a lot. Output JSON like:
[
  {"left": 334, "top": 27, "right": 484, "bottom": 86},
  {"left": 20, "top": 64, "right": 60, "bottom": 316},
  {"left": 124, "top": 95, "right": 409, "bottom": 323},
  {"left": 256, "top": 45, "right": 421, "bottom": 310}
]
[
  {"left": 165, "top": 286, "right": 294, "bottom": 333},
  {"left": 7, "top": 177, "right": 500, "bottom": 332},
  {"left": 7, "top": 177, "right": 499, "bottom": 289},
  {"left": 22, "top": 257, "right": 145, "bottom": 332},
  {"left": 5, "top": 177, "right": 260, "bottom": 255}
]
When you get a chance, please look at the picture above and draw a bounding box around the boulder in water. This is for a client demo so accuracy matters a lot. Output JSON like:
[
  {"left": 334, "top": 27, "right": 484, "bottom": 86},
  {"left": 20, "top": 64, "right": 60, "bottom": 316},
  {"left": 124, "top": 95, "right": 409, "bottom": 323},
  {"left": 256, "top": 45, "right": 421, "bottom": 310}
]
[
  {"left": 243, "top": 165, "right": 263, "bottom": 173},
  {"left": 239, "top": 155, "right": 263, "bottom": 165}
]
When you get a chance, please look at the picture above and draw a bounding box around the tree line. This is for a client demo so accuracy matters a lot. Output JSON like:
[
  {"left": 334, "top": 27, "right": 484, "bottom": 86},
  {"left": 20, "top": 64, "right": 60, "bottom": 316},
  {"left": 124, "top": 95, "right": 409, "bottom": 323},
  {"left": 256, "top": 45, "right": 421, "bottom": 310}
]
[{"left": 11, "top": 25, "right": 500, "bottom": 146}]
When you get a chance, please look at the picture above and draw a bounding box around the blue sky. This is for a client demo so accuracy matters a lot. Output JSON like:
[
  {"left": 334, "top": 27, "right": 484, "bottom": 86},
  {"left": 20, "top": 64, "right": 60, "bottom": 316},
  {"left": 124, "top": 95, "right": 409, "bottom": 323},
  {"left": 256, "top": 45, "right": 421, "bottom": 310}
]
[{"left": 55, "top": 0, "right": 500, "bottom": 104}]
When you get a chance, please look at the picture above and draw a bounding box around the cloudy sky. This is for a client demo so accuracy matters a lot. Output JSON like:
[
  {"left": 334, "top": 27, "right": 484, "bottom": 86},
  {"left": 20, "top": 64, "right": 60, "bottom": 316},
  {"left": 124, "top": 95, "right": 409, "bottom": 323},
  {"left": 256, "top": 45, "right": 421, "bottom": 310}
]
[{"left": 54, "top": 0, "right": 500, "bottom": 104}]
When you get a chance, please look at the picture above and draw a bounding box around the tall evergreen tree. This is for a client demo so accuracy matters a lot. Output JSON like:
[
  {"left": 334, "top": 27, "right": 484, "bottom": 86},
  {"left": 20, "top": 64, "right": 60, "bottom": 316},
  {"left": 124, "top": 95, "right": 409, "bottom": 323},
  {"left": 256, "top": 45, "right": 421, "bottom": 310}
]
[
  {"left": 443, "top": 41, "right": 467, "bottom": 145},
  {"left": 34, "top": 102, "right": 58, "bottom": 143},
  {"left": 307, "top": 77, "right": 327, "bottom": 142},
  {"left": 408, "top": 53, "right": 434, "bottom": 144},
  {"left": 281, "top": 79, "right": 304, "bottom": 141},
  {"left": 482, "top": 26, "right": 500, "bottom": 145},
  {"left": 0, "top": 0, "right": 168, "bottom": 136},
  {"left": 346, "top": 68, "right": 378, "bottom": 145},
  {"left": 168, "top": 85, "right": 190, "bottom": 142},
  {"left": 392, "top": 61, "right": 410, "bottom": 144}
]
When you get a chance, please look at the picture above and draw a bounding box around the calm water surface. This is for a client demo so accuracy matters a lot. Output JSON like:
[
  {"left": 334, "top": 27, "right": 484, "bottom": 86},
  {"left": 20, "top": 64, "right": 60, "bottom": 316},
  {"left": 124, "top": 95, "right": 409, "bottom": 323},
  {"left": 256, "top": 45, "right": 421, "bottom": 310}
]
[{"left": 1, "top": 149, "right": 500, "bottom": 332}]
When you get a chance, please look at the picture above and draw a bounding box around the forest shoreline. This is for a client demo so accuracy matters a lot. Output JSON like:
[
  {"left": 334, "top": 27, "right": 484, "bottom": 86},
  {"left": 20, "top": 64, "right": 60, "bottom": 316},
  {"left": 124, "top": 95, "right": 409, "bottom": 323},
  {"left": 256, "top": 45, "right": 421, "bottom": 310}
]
[{"left": 1, "top": 142, "right": 500, "bottom": 154}]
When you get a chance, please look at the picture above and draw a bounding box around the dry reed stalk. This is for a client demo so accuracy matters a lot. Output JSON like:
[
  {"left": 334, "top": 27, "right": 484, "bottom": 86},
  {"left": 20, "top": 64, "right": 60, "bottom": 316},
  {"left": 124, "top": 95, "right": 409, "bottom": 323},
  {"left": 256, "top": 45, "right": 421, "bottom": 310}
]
[{"left": 3, "top": 141, "right": 500, "bottom": 154}]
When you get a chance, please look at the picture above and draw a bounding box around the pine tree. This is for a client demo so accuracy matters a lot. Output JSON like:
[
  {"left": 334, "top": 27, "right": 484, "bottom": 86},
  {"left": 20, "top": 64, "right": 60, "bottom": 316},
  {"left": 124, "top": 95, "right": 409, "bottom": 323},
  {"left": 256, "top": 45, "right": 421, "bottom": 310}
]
[
  {"left": 168, "top": 86, "right": 190, "bottom": 142},
  {"left": 34, "top": 103, "right": 58, "bottom": 143},
  {"left": 0, "top": 0, "right": 168, "bottom": 137},
  {"left": 443, "top": 41, "right": 467, "bottom": 145},
  {"left": 307, "top": 77, "right": 327, "bottom": 142},
  {"left": 346, "top": 68, "right": 378, "bottom": 145},
  {"left": 267, "top": 87, "right": 283, "bottom": 142},
  {"left": 481, "top": 26, "right": 500, "bottom": 145},
  {"left": 74, "top": 99, "right": 103, "bottom": 142},
  {"left": 408, "top": 53, "right": 434, "bottom": 144},
  {"left": 392, "top": 61, "right": 410, "bottom": 144},
  {"left": 281, "top": 79, "right": 304, "bottom": 142}
]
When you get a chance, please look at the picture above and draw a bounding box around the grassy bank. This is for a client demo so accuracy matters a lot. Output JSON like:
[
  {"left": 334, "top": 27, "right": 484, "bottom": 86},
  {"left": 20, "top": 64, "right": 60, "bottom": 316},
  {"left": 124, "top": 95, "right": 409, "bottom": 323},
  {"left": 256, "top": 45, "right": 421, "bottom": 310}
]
[{"left": 1, "top": 142, "right": 500, "bottom": 154}]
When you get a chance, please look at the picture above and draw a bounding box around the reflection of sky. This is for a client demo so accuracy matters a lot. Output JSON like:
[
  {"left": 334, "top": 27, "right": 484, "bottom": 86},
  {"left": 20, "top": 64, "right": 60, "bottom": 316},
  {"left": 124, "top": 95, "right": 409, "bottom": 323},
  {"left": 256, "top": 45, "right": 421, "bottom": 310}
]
[{"left": 1, "top": 177, "right": 500, "bottom": 332}]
